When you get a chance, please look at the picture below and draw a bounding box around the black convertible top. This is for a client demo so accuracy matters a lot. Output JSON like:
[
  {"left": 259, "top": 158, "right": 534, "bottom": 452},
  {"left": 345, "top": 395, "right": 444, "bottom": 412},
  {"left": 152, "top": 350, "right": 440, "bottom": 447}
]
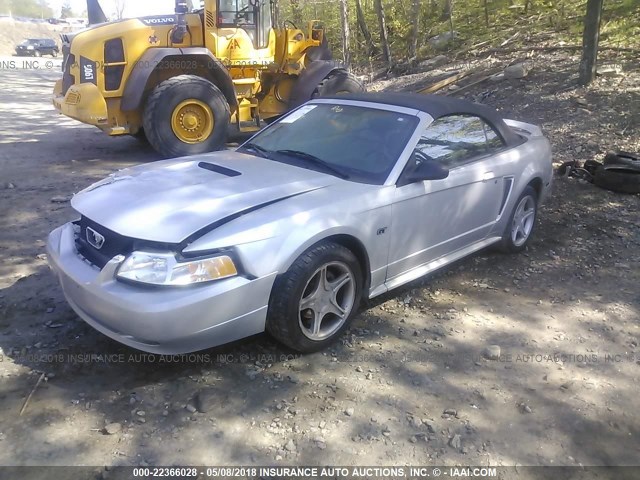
[{"left": 327, "top": 92, "right": 522, "bottom": 147}]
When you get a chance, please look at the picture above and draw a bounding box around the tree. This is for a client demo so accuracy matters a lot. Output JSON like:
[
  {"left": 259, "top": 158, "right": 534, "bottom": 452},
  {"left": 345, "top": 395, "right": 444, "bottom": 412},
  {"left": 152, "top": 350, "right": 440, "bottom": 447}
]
[
  {"left": 289, "top": 0, "right": 303, "bottom": 27},
  {"left": 483, "top": 0, "right": 489, "bottom": 28},
  {"left": 409, "top": 0, "right": 421, "bottom": 59},
  {"left": 578, "top": 0, "right": 604, "bottom": 85},
  {"left": 0, "top": 0, "right": 53, "bottom": 17},
  {"left": 355, "top": 0, "right": 378, "bottom": 56},
  {"left": 113, "top": 0, "right": 125, "bottom": 20},
  {"left": 339, "top": 0, "right": 351, "bottom": 66},
  {"left": 61, "top": 0, "right": 73, "bottom": 18},
  {"left": 441, "top": 0, "right": 452, "bottom": 20},
  {"left": 440, "top": 0, "right": 455, "bottom": 35},
  {"left": 374, "top": 0, "right": 392, "bottom": 68}
]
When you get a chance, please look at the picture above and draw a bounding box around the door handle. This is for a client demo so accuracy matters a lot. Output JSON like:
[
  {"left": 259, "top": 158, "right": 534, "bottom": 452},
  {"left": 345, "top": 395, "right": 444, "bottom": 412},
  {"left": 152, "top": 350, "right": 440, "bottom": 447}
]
[{"left": 482, "top": 171, "right": 495, "bottom": 181}]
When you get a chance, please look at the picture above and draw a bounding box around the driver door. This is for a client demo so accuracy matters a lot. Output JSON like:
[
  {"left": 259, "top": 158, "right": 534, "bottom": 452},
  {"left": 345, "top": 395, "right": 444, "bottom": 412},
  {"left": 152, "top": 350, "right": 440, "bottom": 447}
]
[{"left": 386, "top": 114, "right": 508, "bottom": 282}]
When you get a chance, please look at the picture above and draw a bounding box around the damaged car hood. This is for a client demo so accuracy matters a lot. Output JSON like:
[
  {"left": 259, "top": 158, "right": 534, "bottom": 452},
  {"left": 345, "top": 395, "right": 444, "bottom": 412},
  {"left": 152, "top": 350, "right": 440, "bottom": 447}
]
[{"left": 71, "top": 151, "right": 337, "bottom": 243}]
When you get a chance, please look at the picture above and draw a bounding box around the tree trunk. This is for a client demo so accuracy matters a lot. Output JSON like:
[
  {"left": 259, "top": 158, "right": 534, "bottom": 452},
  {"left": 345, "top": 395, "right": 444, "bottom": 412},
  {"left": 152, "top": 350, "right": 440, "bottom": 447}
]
[
  {"left": 374, "top": 0, "right": 392, "bottom": 67},
  {"left": 409, "top": 0, "right": 421, "bottom": 59},
  {"left": 441, "top": 0, "right": 452, "bottom": 20},
  {"left": 578, "top": 0, "right": 604, "bottom": 85},
  {"left": 448, "top": 0, "right": 455, "bottom": 36},
  {"left": 356, "top": 0, "right": 378, "bottom": 56},
  {"left": 271, "top": 0, "right": 280, "bottom": 28},
  {"left": 483, "top": 0, "right": 489, "bottom": 27},
  {"left": 339, "top": 0, "right": 351, "bottom": 66},
  {"left": 290, "top": 0, "right": 303, "bottom": 27}
]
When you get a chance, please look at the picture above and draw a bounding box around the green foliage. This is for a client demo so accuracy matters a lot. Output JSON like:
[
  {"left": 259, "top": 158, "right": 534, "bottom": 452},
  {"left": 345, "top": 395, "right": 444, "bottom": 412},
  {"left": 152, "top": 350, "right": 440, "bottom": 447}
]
[
  {"left": 60, "top": 0, "right": 74, "bottom": 18},
  {"left": 0, "top": 0, "right": 54, "bottom": 18},
  {"left": 276, "top": 0, "right": 639, "bottom": 67}
]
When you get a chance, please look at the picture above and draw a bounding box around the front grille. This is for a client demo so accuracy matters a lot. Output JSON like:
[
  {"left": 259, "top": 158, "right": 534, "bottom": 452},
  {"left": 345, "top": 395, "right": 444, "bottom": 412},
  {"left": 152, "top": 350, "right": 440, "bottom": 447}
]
[
  {"left": 104, "top": 38, "right": 125, "bottom": 63},
  {"left": 66, "top": 91, "right": 80, "bottom": 104},
  {"left": 103, "top": 39, "right": 125, "bottom": 91},
  {"left": 206, "top": 10, "right": 215, "bottom": 28},
  {"left": 74, "top": 216, "right": 134, "bottom": 269},
  {"left": 105, "top": 65, "right": 124, "bottom": 91}
]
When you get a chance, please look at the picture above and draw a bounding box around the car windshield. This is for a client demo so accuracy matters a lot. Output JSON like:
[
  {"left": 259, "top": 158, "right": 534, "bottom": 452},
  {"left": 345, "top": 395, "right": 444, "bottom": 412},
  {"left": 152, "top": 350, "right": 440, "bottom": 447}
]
[
  {"left": 239, "top": 103, "right": 419, "bottom": 184},
  {"left": 25, "top": 39, "right": 40, "bottom": 44}
]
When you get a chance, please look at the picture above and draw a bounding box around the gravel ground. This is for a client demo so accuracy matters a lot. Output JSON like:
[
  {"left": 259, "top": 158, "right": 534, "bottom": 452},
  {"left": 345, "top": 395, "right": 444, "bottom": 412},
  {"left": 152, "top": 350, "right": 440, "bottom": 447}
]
[{"left": 0, "top": 49, "right": 639, "bottom": 478}]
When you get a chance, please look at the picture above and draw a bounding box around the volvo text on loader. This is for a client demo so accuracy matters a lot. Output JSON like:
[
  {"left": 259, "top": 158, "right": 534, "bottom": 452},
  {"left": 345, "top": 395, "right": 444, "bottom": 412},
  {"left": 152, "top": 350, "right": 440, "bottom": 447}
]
[{"left": 53, "top": 0, "right": 364, "bottom": 158}]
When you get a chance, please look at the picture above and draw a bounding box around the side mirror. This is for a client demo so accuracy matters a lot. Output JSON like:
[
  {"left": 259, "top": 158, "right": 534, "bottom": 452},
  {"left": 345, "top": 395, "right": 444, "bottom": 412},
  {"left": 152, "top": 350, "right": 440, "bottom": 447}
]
[{"left": 402, "top": 158, "right": 449, "bottom": 185}]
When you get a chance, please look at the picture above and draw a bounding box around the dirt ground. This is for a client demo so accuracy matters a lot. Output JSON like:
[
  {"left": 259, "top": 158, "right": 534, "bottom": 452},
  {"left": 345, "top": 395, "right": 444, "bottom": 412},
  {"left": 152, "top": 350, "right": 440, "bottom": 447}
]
[{"left": 0, "top": 49, "right": 639, "bottom": 478}]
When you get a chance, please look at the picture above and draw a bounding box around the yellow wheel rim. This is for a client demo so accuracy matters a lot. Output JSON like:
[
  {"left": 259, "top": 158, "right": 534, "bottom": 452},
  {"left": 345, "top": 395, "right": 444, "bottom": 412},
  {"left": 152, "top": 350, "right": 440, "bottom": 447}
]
[{"left": 170, "top": 99, "right": 214, "bottom": 144}]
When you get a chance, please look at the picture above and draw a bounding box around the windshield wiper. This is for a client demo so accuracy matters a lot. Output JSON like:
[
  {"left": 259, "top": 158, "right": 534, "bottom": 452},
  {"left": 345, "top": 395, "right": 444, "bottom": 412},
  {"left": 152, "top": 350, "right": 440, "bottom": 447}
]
[
  {"left": 240, "top": 143, "right": 272, "bottom": 159},
  {"left": 275, "top": 150, "right": 350, "bottom": 179}
]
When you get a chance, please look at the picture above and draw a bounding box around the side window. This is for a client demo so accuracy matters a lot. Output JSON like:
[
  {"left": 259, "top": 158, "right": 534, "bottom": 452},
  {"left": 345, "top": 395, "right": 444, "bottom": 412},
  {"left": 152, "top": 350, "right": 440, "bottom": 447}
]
[
  {"left": 413, "top": 115, "right": 505, "bottom": 169},
  {"left": 484, "top": 124, "right": 504, "bottom": 152}
]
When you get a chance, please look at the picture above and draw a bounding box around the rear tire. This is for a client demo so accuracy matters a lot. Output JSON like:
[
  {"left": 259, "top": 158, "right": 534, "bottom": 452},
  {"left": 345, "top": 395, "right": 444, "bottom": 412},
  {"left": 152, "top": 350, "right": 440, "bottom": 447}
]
[
  {"left": 499, "top": 186, "right": 538, "bottom": 253},
  {"left": 603, "top": 151, "right": 640, "bottom": 173},
  {"left": 143, "top": 75, "right": 230, "bottom": 158},
  {"left": 312, "top": 71, "right": 365, "bottom": 98},
  {"left": 267, "top": 242, "right": 362, "bottom": 353},
  {"left": 594, "top": 166, "right": 640, "bottom": 194}
]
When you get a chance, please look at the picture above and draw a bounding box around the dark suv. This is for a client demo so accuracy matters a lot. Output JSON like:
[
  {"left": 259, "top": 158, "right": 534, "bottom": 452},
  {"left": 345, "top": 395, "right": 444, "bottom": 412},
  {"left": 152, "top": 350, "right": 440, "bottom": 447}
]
[{"left": 15, "top": 39, "right": 59, "bottom": 57}]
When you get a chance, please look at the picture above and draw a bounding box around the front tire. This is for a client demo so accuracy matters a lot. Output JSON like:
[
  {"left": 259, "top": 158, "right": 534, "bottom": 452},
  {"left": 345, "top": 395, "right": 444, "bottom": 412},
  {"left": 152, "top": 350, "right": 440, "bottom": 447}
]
[
  {"left": 143, "top": 75, "right": 230, "bottom": 158},
  {"left": 267, "top": 242, "right": 362, "bottom": 353},
  {"left": 500, "top": 186, "right": 538, "bottom": 253},
  {"left": 130, "top": 128, "right": 148, "bottom": 144}
]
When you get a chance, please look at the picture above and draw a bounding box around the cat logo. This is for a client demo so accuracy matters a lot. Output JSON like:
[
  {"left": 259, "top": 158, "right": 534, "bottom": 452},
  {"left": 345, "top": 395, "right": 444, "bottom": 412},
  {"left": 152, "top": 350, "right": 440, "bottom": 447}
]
[{"left": 228, "top": 39, "right": 241, "bottom": 50}]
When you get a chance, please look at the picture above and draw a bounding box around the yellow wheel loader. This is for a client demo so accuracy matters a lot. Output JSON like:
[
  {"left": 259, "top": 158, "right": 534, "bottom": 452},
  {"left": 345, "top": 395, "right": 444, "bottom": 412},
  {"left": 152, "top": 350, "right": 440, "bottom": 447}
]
[{"left": 53, "top": 0, "right": 364, "bottom": 158}]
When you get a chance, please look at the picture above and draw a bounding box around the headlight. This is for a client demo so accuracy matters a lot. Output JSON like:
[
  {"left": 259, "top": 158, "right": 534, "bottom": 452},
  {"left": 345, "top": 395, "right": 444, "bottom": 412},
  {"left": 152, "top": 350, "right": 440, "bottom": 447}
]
[
  {"left": 27, "top": 46, "right": 35, "bottom": 50},
  {"left": 116, "top": 251, "right": 238, "bottom": 286}
]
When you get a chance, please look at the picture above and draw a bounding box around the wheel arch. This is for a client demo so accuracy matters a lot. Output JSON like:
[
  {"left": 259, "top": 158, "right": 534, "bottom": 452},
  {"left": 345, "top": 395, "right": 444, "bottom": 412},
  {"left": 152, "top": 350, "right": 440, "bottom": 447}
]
[
  {"left": 279, "top": 231, "right": 372, "bottom": 297},
  {"left": 121, "top": 47, "right": 238, "bottom": 114},
  {"left": 527, "top": 177, "right": 543, "bottom": 200}
]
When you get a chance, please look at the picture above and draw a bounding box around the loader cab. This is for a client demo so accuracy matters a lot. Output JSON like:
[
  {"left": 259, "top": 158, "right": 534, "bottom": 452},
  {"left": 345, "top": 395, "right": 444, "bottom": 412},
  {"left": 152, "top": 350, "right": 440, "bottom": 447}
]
[{"left": 210, "top": 0, "right": 272, "bottom": 49}]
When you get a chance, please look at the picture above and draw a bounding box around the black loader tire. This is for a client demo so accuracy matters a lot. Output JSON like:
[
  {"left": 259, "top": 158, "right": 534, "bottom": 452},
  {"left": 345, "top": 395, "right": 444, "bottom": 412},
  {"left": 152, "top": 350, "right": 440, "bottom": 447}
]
[
  {"left": 583, "top": 159, "right": 602, "bottom": 176},
  {"left": 267, "top": 242, "right": 362, "bottom": 353},
  {"left": 594, "top": 166, "right": 640, "bottom": 194},
  {"left": 143, "top": 75, "right": 230, "bottom": 158},
  {"left": 313, "top": 70, "right": 365, "bottom": 98},
  {"left": 131, "top": 128, "right": 148, "bottom": 144},
  {"left": 603, "top": 151, "right": 640, "bottom": 173},
  {"left": 304, "top": 35, "right": 332, "bottom": 64}
]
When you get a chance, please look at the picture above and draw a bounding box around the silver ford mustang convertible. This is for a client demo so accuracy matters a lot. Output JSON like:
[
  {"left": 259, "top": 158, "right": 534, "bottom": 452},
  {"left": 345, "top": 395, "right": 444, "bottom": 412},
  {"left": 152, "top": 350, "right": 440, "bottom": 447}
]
[{"left": 47, "top": 93, "right": 553, "bottom": 354}]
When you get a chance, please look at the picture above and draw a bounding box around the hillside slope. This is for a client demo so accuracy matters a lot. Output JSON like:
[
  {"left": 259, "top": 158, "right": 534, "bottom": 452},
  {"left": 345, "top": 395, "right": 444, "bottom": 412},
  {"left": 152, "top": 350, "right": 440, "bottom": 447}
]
[{"left": 0, "top": 18, "right": 73, "bottom": 56}]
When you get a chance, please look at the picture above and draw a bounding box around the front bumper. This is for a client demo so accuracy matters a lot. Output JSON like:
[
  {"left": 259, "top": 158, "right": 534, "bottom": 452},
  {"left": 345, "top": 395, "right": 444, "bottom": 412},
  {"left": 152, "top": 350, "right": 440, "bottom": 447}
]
[
  {"left": 46, "top": 223, "right": 277, "bottom": 354},
  {"left": 53, "top": 80, "right": 110, "bottom": 129}
]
